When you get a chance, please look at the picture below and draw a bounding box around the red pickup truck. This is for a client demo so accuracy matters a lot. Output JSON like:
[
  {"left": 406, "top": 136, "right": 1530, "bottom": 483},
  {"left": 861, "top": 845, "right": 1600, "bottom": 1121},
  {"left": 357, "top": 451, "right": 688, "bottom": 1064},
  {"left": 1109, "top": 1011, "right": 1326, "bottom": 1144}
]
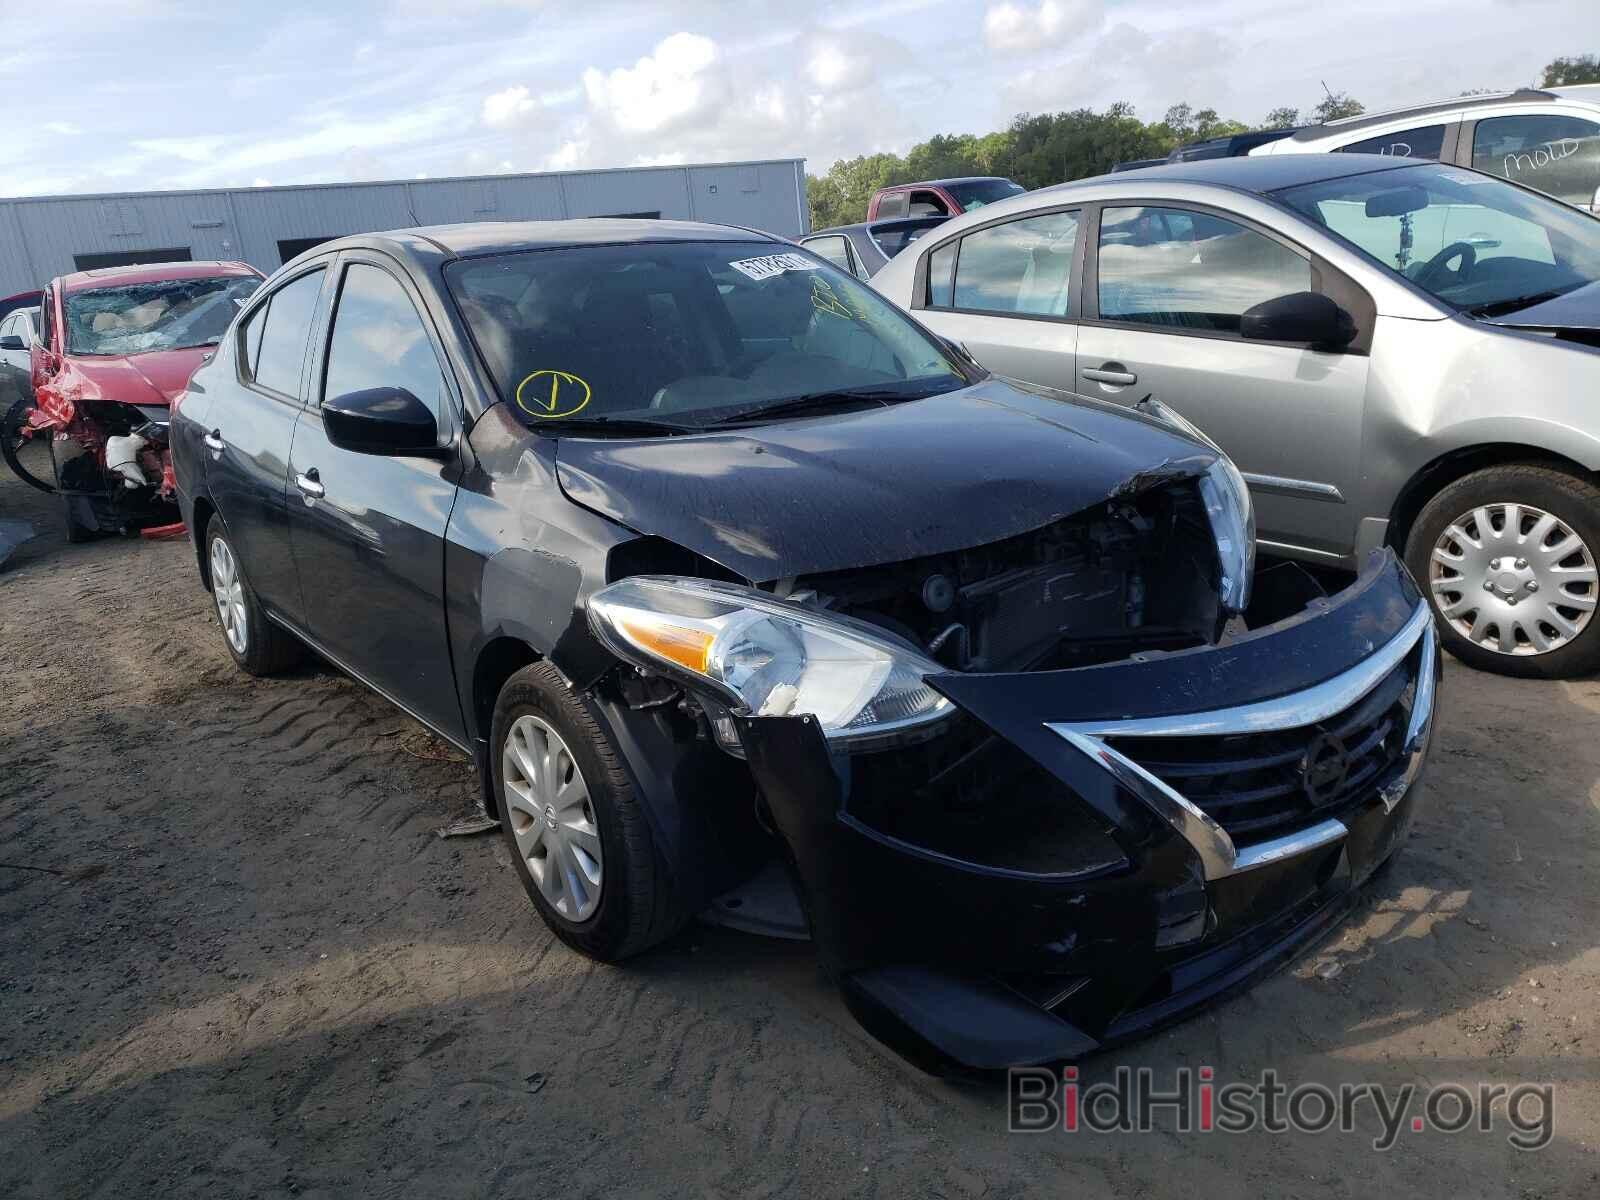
[{"left": 866, "top": 176, "right": 1026, "bottom": 220}]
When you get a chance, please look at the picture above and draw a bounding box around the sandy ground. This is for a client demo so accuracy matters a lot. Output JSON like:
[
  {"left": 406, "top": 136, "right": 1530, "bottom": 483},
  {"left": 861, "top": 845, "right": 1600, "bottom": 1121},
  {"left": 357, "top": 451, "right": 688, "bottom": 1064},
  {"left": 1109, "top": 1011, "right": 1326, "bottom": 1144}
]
[{"left": 0, "top": 464, "right": 1596, "bottom": 1199}]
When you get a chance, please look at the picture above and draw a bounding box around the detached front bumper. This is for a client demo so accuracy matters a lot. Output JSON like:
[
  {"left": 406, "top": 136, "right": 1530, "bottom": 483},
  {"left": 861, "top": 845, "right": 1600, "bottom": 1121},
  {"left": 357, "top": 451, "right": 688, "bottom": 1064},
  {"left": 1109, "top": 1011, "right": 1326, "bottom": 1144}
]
[{"left": 737, "top": 551, "right": 1440, "bottom": 1072}]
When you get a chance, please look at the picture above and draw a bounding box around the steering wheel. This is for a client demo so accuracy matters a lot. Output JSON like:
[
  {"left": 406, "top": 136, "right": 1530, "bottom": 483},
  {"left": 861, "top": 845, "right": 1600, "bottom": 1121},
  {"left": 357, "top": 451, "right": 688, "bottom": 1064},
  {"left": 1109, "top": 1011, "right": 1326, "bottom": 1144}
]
[{"left": 1416, "top": 241, "right": 1477, "bottom": 289}]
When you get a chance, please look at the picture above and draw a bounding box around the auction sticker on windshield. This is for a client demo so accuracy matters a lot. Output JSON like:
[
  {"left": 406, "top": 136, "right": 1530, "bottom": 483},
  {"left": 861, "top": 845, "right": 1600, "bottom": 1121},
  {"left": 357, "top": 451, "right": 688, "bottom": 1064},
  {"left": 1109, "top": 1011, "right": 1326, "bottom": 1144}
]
[
  {"left": 516, "top": 369, "right": 592, "bottom": 419},
  {"left": 729, "top": 252, "right": 821, "bottom": 281}
]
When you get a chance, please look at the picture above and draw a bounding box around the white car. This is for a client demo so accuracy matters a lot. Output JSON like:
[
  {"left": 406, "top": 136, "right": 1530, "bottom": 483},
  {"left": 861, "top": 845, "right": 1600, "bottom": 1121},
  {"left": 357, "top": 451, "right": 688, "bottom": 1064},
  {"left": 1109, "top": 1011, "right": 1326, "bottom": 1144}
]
[{"left": 1252, "top": 86, "right": 1600, "bottom": 213}]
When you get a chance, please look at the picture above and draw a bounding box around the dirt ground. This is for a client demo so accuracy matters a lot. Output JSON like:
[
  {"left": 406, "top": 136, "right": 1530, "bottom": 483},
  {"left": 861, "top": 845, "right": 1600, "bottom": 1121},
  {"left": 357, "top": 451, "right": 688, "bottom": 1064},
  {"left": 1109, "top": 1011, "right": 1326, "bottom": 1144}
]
[{"left": 0, "top": 464, "right": 1596, "bottom": 1200}]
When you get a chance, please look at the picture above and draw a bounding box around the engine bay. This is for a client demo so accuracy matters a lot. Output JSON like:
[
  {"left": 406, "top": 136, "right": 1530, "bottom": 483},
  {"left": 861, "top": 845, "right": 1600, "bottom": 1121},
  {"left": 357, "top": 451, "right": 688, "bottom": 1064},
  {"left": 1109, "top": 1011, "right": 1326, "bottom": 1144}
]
[{"left": 779, "top": 480, "right": 1226, "bottom": 672}]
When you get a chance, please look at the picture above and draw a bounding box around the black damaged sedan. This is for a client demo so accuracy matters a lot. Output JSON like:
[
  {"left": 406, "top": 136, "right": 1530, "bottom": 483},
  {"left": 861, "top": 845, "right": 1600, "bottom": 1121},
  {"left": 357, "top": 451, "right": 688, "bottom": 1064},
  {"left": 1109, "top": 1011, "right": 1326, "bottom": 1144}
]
[{"left": 170, "top": 219, "right": 1439, "bottom": 1072}]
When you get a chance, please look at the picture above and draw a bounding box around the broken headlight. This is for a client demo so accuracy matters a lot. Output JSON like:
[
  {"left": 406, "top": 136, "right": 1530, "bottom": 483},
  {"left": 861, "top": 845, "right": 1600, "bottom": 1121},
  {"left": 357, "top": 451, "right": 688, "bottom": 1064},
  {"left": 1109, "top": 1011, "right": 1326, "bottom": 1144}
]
[
  {"left": 1141, "top": 399, "right": 1255, "bottom": 612},
  {"left": 588, "top": 576, "right": 954, "bottom": 748}
]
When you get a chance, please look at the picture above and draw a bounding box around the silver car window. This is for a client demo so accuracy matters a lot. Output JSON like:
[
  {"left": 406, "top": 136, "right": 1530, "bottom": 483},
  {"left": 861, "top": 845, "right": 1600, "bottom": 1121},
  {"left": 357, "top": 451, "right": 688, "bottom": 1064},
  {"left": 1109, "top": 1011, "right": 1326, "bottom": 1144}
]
[
  {"left": 1097, "top": 206, "right": 1310, "bottom": 332},
  {"left": 950, "top": 211, "right": 1079, "bottom": 318}
]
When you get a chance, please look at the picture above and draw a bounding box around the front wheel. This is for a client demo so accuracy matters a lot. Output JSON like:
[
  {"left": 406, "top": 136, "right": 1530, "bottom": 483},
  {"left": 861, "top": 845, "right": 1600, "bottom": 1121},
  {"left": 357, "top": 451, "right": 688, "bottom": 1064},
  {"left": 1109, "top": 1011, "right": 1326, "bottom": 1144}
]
[
  {"left": 492, "top": 662, "right": 685, "bottom": 961},
  {"left": 1405, "top": 464, "right": 1600, "bottom": 678}
]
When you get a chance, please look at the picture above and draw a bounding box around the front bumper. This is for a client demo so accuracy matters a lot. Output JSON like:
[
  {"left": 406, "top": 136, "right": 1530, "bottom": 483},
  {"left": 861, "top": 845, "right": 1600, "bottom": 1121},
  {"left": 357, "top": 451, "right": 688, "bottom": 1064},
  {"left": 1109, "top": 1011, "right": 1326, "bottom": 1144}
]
[{"left": 737, "top": 550, "right": 1440, "bottom": 1072}]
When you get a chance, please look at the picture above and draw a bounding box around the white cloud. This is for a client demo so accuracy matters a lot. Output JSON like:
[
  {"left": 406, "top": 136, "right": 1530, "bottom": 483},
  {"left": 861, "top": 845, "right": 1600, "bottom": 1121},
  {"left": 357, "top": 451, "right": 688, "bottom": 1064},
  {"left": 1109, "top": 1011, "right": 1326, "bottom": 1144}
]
[
  {"left": 43, "top": 121, "right": 83, "bottom": 136},
  {"left": 803, "top": 33, "right": 873, "bottom": 92},
  {"left": 581, "top": 31, "right": 721, "bottom": 137},
  {"left": 482, "top": 84, "right": 541, "bottom": 129},
  {"left": 983, "top": 0, "right": 1101, "bottom": 54}
]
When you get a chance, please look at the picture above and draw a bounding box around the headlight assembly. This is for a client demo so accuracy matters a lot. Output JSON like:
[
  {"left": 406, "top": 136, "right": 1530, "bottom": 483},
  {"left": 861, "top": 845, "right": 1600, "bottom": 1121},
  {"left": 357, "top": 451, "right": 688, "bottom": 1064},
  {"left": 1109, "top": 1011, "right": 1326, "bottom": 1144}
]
[
  {"left": 588, "top": 576, "right": 954, "bottom": 748},
  {"left": 1140, "top": 399, "right": 1255, "bottom": 613}
]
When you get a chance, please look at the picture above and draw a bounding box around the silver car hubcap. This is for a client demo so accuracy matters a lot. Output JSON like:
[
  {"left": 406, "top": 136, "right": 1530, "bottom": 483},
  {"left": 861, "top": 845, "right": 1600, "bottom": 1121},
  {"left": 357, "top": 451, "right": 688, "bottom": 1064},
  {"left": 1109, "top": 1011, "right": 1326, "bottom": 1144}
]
[
  {"left": 1429, "top": 502, "right": 1597, "bottom": 656},
  {"left": 502, "top": 715, "right": 603, "bottom": 921},
  {"left": 210, "top": 537, "right": 248, "bottom": 654}
]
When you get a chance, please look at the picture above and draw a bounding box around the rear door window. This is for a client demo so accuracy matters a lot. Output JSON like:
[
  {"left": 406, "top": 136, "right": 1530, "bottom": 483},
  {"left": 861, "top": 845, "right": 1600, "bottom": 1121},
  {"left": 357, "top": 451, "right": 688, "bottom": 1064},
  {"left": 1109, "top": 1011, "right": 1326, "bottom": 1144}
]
[
  {"left": 1096, "top": 206, "right": 1310, "bottom": 333},
  {"left": 1336, "top": 124, "right": 1447, "bottom": 160},
  {"left": 802, "top": 236, "right": 854, "bottom": 273},
  {"left": 925, "top": 241, "right": 957, "bottom": 308},
  {"left": 1471, "top": 114, "right": 1600, "bottom": 207},
  {"left": 247, "top": 268, "right": 325, "bottom": 398},
  {"left": 951, "top": 210, "right": 1079, "bottom": 317}
]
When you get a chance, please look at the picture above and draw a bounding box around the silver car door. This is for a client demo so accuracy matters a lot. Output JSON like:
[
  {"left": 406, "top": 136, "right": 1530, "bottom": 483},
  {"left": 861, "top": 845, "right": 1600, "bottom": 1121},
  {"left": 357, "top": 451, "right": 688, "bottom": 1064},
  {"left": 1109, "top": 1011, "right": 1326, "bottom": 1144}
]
[
  {"left": 908, "top": 208, "right": 1082, "bottom": 391},
  {"left": 1074, "top": 203, "right": 1372, "bottom": 564}
]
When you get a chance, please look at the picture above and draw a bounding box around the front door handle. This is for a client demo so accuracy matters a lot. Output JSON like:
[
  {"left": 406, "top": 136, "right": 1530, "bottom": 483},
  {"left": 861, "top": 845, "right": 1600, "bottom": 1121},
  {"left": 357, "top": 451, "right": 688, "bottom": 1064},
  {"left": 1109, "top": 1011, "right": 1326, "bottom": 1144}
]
[
  {"left": 203, "top": 428, "right": 224, "bottom": 452},
  {"left": 1083, "top": 365, "right": 1137, "bottom": 386},
  {"left": 295, "top": 468, "right": 325, "bottom": 499}
]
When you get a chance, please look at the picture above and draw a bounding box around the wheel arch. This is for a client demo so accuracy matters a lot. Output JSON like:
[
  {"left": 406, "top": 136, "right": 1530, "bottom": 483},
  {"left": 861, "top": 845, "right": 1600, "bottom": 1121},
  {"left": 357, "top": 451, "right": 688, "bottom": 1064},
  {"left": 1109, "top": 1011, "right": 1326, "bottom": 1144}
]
[
  {"left": 1386, "top": 442, "right": 1597, "bottom": 553},
  {"left": 471, "top": 636, "right": 544, "bottom": 816},
  {"left": 191, "top": 496, "right": 218, "bottom": 588}
]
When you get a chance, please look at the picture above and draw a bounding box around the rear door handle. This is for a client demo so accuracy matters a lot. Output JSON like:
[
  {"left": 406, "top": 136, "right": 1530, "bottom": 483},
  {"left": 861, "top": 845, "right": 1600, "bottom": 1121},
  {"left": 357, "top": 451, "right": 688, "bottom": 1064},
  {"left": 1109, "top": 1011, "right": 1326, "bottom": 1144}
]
[
  {"left": 295, "top": 468, "right": 325, "bottom": 499},
  {"left": 1083, "top": 366, "right": 1137, "bottom": 386},
  {"left": 203, "top": 428, "right": 224, "bottom": 452}
]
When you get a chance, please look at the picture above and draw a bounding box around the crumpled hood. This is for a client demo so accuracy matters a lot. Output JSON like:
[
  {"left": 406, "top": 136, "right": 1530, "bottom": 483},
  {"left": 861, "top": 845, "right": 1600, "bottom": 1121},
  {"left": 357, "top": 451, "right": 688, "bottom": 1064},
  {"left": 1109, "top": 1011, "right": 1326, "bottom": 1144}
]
[
  {"left": 61, "top": 346, "right": 209, "bottom": 406},
  {"left": 1484, "top": 280, "right": 1600, "bottom": 333},
  {"left": 554, "top": 377, "right": 1217, "bottom": 580}
]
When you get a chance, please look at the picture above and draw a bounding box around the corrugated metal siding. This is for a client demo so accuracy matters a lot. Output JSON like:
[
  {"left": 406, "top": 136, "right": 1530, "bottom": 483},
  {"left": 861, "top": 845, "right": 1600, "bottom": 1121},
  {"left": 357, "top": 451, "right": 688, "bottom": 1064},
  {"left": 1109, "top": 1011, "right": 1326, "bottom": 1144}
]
[{"left": 0, "top": 159, "right": 805, "bottom": 295}]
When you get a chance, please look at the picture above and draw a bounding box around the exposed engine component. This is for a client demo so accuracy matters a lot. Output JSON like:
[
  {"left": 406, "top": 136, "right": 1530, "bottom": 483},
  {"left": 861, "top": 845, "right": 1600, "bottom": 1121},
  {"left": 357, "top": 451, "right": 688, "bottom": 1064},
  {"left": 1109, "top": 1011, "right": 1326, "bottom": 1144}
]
[{"left": 786, "top": 480, "right": 1222, "bottom": 672}]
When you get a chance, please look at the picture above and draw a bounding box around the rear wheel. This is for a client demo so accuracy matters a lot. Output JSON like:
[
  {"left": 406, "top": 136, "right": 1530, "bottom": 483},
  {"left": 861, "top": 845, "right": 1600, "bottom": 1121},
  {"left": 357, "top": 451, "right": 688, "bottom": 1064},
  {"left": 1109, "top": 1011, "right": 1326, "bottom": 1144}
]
[
  {"left": 1405, "top": 463, "right": 1600, "bottom": 678},
  {"left": 492, "top": 662, "right": 686, "bottom": 961},
  {"left": 204, "top": 522, "right": 302, "bottom": 675}
]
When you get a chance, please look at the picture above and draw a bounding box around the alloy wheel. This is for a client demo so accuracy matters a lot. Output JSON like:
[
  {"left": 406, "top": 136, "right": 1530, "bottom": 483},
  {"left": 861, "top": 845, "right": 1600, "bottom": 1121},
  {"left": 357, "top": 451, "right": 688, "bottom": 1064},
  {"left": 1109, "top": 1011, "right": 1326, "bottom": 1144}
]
[
  {"left": 210, "top": 537, "right": 248, "bottom": 654},
  {"left": 1429, "top": 501, "right": 1598, "bottom": 656},
  {"left": 502, "top": 714, "right": 604, "bottom": 921}
]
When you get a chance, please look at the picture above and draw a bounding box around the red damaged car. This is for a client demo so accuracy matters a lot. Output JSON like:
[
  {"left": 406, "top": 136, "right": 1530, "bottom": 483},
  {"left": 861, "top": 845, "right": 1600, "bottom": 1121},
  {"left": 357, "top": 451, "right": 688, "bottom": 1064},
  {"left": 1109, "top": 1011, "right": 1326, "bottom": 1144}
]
[{"left": 3, "top": 261, "right": 262, "bottom": 540}]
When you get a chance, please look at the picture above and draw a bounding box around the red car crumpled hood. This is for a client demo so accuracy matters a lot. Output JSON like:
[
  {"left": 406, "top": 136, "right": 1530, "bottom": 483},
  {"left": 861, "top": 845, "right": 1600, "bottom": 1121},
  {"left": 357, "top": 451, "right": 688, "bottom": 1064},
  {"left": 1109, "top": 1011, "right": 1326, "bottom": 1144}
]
[{"left": 63, "top": 345, "right": 210, "bottom": 406}]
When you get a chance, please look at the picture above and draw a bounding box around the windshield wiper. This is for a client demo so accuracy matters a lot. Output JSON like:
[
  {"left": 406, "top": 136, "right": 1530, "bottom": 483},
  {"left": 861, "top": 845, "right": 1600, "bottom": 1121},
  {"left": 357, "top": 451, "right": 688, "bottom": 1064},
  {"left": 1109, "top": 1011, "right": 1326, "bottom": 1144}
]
[
  {"left": 530, "top": 415, "right": 697, "bottom": 437},
  {"left": 702, "top": 386, "right": 933, "bottom": 427},
  {"left": 1467, "top": 287, "right": 1578, "bottom": 319}
]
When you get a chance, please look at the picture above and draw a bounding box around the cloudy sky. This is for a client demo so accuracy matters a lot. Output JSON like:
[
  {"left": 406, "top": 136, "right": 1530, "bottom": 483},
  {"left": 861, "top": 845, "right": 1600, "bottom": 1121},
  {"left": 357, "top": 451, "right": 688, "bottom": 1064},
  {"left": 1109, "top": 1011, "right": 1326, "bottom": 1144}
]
[{"left": 1, "top": 0, "right": 1596, "bottom": 197}]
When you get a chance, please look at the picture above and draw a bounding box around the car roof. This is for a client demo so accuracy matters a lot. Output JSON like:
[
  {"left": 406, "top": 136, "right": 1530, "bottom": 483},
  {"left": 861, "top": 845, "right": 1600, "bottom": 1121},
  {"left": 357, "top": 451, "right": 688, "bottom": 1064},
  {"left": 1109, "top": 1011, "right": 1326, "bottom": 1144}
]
[
  {"left": 1049, "top": 153, "right": 1421, "bottom": 195},
  {"left": 883, "top": 177, "right": 1012, "bottom": 189},
  {"left": 1286, "top": 86, "right": 1592, "bottom": 143},
  {"left": 370, "top": 218, "right": 778, "bottom": 260},
  {"left": 59, "top": 260, "right": 260, "bottom": 293},
  {"left": 807, "top": 216, "right": 948, "bottom": 237}
]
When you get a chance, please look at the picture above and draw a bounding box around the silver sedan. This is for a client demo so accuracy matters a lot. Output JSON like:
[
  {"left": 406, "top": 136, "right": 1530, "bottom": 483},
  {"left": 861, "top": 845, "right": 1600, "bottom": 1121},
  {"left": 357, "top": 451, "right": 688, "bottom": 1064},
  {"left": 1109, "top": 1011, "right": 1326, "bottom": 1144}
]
[{"left": 872, "top": 153, "right": 1600, "bottom": 678}]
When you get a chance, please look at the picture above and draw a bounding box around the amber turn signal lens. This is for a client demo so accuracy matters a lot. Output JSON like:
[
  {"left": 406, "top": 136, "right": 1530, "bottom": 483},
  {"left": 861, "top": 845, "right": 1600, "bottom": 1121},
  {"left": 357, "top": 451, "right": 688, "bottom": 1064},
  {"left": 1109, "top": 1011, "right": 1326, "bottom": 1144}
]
[{"left": 614, "top": 616, "right": 713, "bottom": 675}]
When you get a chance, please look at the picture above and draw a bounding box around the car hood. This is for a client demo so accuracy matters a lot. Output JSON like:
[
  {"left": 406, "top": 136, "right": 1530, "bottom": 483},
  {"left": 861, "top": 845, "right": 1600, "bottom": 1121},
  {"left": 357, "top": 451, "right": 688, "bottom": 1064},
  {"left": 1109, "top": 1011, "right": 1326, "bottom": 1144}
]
[
  {"left": 62, "top": 346, "right": 210, "bottom": 406},
  {"left": 1483, "top": 280, "right": 1600, "bottom": 333},
  {"left": 553, "top": 377, "right": 1218, "bottom": 580}
]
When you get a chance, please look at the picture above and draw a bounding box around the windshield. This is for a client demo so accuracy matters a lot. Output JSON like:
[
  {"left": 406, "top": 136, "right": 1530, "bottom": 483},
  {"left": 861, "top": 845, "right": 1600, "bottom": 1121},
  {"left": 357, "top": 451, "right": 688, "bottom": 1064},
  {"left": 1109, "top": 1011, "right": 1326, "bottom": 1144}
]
[
  {"left": 65, "top": 275, "right": 262, "bottom": 355},
  {"left": 445, "top": 240, "right": 968, "bottom": 431},
  {"left": 1274, "top": 163, "right": 1600, "bottom": 314},
  {"left": 945, "top": 179, "right": 1027, "bottom": 210}
]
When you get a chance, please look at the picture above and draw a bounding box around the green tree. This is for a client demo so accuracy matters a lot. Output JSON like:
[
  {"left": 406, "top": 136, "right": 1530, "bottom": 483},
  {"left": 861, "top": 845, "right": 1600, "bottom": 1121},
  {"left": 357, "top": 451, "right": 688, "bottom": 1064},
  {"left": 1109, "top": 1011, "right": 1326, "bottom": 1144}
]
[
  {"left": 1262, "top": 106, "right": 1300, "bottom": 129},
  {"left": 1541, "top": 55, "right": 1600, "bottom": 86},
  {"left": 1312, "top": 91, "right": 1365, "bottom": 123},
  {"left": 806, "top": 151, "right": 905, "bottom": 228}
]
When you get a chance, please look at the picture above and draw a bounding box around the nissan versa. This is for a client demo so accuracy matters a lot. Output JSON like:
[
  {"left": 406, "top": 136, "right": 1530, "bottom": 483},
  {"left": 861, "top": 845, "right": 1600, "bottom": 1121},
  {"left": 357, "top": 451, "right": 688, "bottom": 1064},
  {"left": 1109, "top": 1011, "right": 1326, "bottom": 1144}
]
[{"left": 170, "top": 220, "right": 1440, "bottom": 1072}]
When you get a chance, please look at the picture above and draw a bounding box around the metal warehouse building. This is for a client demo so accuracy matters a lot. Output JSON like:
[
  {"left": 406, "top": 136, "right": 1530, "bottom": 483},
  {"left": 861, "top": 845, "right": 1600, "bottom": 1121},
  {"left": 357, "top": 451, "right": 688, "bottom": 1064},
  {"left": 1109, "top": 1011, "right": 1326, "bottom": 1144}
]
[{"left": 0, "top": 158, "right": 809, "bottom": 297}]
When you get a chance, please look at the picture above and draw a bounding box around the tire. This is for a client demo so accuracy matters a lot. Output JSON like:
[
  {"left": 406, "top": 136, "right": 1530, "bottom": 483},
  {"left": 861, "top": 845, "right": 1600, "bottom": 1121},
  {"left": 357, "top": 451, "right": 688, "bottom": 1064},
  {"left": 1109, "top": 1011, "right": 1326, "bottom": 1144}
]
[
  {"left": 63, "top": 497, "right": 96, "bottom": 544},
  {"left": 204, "top": 521, "right": 302, "bottom": 676},
  {"left": 2, "top": 395, "right": 56, "bottom": 494},
  {"left": 492, "top": 662, "right": 686, "bottom": 961},
  {"left": 1404, "top": 463, "right": 1600, "bottom": 678}
]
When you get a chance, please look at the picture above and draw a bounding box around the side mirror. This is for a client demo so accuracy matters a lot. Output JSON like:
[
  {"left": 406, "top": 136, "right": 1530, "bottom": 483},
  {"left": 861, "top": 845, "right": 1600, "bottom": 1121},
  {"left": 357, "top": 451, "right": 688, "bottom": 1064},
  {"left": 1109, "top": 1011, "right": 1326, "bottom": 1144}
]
[
  {"left": 322, "top": 386, "right": 441, "bottom": 455},
  {"left": 1240, "top": 291, "right": 1356, "bottom": 348},
  {"left": 0, "top": 335, "right": 24, "bottom": 351}
]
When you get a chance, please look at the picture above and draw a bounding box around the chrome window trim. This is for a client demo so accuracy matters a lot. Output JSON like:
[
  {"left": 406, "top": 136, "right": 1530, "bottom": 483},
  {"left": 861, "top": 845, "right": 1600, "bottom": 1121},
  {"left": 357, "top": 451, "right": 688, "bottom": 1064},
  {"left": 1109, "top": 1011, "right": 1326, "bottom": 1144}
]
[{"left": 1048, "top": 602, "right": 1437, "bottom": 879}]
